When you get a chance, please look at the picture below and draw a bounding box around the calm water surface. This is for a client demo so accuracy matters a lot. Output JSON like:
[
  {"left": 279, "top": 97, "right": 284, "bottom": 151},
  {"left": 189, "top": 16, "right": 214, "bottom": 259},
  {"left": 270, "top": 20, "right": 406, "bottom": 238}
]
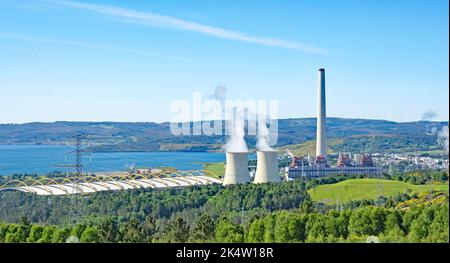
[{"left": 0, "top": 145, "right": 226, "bottom": 176}]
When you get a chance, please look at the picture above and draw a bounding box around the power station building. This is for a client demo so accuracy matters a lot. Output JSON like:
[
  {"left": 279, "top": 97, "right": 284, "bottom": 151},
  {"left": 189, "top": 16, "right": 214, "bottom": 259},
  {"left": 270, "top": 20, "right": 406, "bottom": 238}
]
[
  {"left": 287, "top": 68, "right": 382, "bottom": 178},
  {"left": 222, "top": 68, "right": 382, "bottom": 185}
]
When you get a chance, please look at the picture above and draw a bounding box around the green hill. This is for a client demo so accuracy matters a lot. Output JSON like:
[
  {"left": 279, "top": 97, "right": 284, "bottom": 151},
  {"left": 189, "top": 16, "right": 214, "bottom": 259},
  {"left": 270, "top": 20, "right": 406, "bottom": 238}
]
[
  {"left": 309, "top": 178, "right": 449, "bottom": 205},
  {"left": 0, "top": 118, "right": 446, "bottom": 153}
]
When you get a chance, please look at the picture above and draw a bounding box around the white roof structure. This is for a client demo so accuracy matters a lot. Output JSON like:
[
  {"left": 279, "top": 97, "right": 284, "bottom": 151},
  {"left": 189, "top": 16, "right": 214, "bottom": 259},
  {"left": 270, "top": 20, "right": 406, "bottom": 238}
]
[{"left": 0, "top": 175, "right": 222, "bottom": 196}]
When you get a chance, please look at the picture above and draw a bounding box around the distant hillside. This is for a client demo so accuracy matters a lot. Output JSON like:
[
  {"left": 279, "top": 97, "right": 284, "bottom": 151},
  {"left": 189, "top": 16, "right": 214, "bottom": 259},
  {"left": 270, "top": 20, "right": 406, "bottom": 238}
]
[{"left": 0, "top": 118, "right": 447, "bottom": 153}]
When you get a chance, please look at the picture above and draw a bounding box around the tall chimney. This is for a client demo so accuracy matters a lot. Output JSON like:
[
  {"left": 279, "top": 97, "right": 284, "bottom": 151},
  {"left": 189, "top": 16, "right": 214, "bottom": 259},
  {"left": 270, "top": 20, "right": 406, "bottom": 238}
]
[{"left": 316, "top": 68, "right": 327, "bottom": 157}]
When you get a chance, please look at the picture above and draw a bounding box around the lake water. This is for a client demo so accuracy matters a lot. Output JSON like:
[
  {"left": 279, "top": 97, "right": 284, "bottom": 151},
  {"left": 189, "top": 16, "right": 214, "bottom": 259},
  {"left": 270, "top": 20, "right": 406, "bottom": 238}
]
[{"left": 0, "top": 145, "right": 226, "bottom": 176}]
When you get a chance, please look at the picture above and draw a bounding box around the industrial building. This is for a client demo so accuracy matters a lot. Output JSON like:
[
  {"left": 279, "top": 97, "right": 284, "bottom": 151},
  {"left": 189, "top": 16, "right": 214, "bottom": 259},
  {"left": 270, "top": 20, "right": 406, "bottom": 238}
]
[
  {"left": 221, "top": 68, "right": 382, "bottom": 185},
  {"left": 287, "top": 68, "right": 382, "bottom": 178},
  {"left": 0, "top": 68, "right": 383, "bottom": 194},
  {"left": 287, "top": 165, "right": 382, "bottom": 178}
]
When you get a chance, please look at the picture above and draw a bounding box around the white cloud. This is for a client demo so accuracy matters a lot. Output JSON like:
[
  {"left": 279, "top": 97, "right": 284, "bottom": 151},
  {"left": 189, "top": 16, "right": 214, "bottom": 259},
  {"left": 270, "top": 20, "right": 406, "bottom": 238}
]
[
  {"left": 0, "top": 32, "right": 200, "bottom": 62},
  {"left": 52, "top": 0, "right": 327, "bottom": 54}
]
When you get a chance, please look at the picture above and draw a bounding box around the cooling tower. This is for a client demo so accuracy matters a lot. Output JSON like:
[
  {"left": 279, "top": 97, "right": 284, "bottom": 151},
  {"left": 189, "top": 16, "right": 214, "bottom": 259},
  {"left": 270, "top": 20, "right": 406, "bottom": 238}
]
[
  {"left": 254, "top": 151, "right": 280, "bottom": 183},
  {"left": 316, "top": 68, "right": 327, "bottom": 158},
  {"left": 223, "top": 152, "right": 250, "bottom": 185}
]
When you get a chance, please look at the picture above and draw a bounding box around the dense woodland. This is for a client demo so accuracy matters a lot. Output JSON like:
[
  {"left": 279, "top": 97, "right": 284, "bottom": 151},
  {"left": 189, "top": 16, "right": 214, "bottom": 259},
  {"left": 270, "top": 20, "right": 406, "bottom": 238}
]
[
  {"left": 0, "top": 170, "right": 448, "bottom": 243},
  {"left": 0, "top": 192, "right": 447, "bottom": 243}
]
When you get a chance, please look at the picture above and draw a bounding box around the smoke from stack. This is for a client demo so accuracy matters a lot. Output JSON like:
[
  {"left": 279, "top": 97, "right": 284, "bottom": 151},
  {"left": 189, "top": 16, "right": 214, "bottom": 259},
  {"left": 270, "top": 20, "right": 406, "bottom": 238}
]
[
  {"left": 210, "top": 85, "right": 227, "bottom": 104},
  {"left": 223, "top": 106, "right": 250, "bottom": 185},
  {"left": 256, "top": 118, "right": 273, "bottom": 151},
  {"left": 421, "top": 109, "right": 438, "bottom": 121},
  {"left": 223, "top": 107, "right": 248, "bottom": 152},
  {"left": 438, "top": 126, "right": 449, "bottom": 151}
]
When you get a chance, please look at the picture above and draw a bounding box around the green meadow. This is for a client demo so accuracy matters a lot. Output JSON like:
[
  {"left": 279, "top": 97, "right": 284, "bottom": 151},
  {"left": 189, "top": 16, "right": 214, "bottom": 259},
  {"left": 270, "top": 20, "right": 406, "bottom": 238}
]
[{"left": 309, "top": 178, "right": 449, "bottom": 205}]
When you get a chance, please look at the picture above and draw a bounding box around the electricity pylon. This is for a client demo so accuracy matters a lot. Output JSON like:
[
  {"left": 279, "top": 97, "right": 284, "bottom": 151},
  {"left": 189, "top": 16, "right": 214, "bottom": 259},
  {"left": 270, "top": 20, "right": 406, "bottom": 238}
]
[{"left": 57, "top": 134, "right": 91, "bottom": 224}]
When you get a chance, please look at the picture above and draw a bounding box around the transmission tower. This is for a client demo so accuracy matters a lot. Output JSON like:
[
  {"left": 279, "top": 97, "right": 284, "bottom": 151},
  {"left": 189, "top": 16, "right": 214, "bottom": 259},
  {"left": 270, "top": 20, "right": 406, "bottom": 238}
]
[
  {"left": 70, "top": 134, "right": 84, "bottom": 221},
  {"left": 57, "top": 134, "right": 91, "bottom": 224}
]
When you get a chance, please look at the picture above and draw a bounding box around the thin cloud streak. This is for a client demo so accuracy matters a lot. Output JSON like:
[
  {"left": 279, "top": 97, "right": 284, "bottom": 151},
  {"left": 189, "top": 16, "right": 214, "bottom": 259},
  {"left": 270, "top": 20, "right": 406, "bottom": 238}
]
[
  {"left": 52, "top": 0, "right": 327, "bottom": 54},
  {"left": 0, "top": 32, "right": 202, "bottom": 63}
]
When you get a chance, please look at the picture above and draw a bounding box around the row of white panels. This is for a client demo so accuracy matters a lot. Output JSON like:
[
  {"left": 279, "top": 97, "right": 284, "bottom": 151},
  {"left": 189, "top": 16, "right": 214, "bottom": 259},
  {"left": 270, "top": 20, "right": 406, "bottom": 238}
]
[{"left": 5, "top": 176, "right": 222, "bottom": 196}]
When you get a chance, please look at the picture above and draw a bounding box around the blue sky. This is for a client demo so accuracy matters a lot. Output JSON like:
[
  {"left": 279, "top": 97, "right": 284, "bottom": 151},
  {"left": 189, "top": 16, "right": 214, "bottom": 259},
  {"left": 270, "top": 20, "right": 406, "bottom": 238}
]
[{"left": 0, "top": 0, "right": 448, "bottom": 123}]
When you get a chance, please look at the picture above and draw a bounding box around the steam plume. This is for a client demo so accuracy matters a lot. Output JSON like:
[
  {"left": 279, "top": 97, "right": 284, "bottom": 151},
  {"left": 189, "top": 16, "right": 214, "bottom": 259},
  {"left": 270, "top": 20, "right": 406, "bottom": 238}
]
[
  {"left": 286, "top": 149, "right": 294, "bottom": 158},
  {"left": 437, "top": 126, "right": 449, "bottom": 151},
  {"left": 421, "top": 109, "right": 438, "bottom": 121},
  {"left": 210, "top": 85, "right": 227, "bottom": 105},
  {"left": 256, "top": 119, "right": 273, "bottom": 151},
  {"left": 224, "top": 107, "right": 248, "bottom": 152}
]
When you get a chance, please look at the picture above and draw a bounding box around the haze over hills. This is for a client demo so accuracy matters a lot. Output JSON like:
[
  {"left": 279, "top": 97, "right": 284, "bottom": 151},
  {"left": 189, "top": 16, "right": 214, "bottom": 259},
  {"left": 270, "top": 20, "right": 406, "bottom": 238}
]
[{"left": 0, "top": 118, "right": 447, "bottom": 154}]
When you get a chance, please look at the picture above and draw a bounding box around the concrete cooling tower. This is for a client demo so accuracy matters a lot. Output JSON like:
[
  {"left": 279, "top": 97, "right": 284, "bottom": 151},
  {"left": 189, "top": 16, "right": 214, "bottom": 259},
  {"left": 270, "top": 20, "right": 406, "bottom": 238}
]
[
  {"left": 223, "top": 152, "right": 250, "bottom": 185},
  {"left": 254, "top": 151, "right": 281, "bottom": 183}
]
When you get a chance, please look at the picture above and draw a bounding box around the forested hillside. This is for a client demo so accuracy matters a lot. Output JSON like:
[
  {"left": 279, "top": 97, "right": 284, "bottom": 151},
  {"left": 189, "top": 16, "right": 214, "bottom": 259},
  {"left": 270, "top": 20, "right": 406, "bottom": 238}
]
[
  {"left": 0, "top": 171, "right": 448, "bottom": 243},
  {"left": 0, "top": 189, "right": 447, "bottom": 243},
  {"left": 0, "top": 118, "right": 447, "bottom": 153}
]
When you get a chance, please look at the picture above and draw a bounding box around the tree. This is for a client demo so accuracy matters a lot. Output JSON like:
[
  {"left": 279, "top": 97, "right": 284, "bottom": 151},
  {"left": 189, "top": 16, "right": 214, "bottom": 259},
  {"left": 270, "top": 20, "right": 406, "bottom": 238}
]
[
  {"left": 19, "top": 216, "right": 31, "bottom": 226},
  {"left": 273, "top": 212, "right": 306, "bottom": 243},
  {"left": 11, "top": 225, "right": 30, "bottom": 243},
  {"left": 215, "top": 218, "right": 243, "bottom": 243},
  {"left": 407, "top": 205, "right": 435, "bottom": 242},
  {"left": 428, "top": 204, "right": 449, "bottom": 242},
  {"left": 369, "top": 207, "right": 387, "bottom": 234},
  {"left": 52, "top": 228, "right": 71, "bottom": 243},
  {"left": 273, "top": 212, "right": 290, "bottom": 242},
  {"left": 299, "top": 195, "right": 314, "bottom": 214},
  {"left": 4, "top": 224, "right": 20, "bottom": 243},
  {"left": 37, "top": 226, "right": 55, "bottom": 243},
  {"left": 189, "top": 214, "right": 215, "bottom": 243},
  {"left": 325, "top": 213, "right": 340, "bottom": 239},
  {"left": 141, "top": 216, "right": 157, "bottom": 243},
  {"left": 306, "top": 214, "right": 327, "bottom": 241},
  {"left": 162, "top": 217, "right": 190, "bottom": 243},
  {"left": 381, "top": 226, "right": 405, "bottom": 243},
  {"left": 349, "top": 207, "right": 374, "bottom": 236},
  {"left": 120, "top": 217, "right": 143, "bottom": 243},
  {"left": 27, "top": 225, "right": 44, "bottom": 243},
  {"left": 336, "top": 210, "right": 351, "bottom": 239},
  {"left": 384, "top": 210, "right": 403, "bottom": 234},
  {"left": 262, "top": 214, "right": 276, "bottom": 242},
  {"left": 97, "top": 217, "right": 118, "bottom": 243},
  {"left": 0, "top": 223, "right": 9, "bottom": 242},
  {"left": 70, "top": 223, "right": 87, "bottom": 239},
  {"left": 80, "top": 226, "right": 99, "bottom": 243},
  {"left": 246, "top": 219, "right": 265, "bottom": 243}
]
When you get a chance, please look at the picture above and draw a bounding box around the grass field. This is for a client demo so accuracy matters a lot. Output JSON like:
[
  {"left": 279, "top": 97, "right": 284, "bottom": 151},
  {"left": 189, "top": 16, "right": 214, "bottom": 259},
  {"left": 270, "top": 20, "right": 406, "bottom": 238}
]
[
  {"left": 204, "top": 162, "right": 225, "bottom": 178},
  {"left": 277, "top": 138, "right": 342, "bottom": 156},
  {"left": 309, "top": 178, "right": 449, "bottom": 205}
]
